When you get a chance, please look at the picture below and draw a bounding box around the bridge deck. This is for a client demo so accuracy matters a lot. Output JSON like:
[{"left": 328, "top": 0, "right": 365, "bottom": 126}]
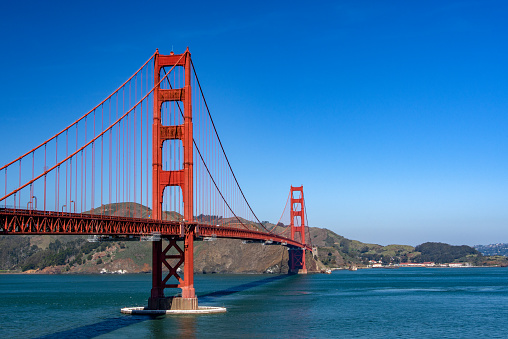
[{"left": 0, "top": 208, "right": 310, "bottom": 250}]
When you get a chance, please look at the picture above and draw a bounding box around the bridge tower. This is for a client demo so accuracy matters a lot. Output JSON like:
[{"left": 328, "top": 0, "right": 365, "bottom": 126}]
[
  {"left": 289, "top": 185, "right": 307, "bottom": 274},
  {"left": 149, "top": 48, "right": 197, "bottom": 310}
]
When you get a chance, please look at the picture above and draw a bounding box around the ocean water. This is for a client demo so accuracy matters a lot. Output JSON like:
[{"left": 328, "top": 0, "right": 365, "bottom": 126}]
[{"left": 1, "top": 268, "right": 507, "bottom": 338}]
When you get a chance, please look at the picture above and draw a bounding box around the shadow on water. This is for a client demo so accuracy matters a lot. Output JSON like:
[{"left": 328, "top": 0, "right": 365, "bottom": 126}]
[
  {"left": 36, "top": 274, "right": 289, "bottom": 339},
  {"left": 37, "top": 316, "right": 147, "bottom": 339},
  {"left": 198, "top": 274, "right": 288, "bottom": 303}
]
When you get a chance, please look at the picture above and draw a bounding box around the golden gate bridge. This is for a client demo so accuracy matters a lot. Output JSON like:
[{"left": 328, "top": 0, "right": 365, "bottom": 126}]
[{"left": 0, "top": 49, "right": 311, "bottom": 312}]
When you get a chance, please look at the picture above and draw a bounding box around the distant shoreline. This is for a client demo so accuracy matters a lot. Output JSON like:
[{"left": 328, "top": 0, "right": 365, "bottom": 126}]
[{"left": 1, "top": 265, "right": 505, "bottom": 275}]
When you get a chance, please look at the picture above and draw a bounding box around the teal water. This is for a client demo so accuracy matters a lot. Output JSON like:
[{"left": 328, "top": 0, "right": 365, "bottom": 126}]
[{"left": 1, "top": 268, "right": 507, "bottom": 338}]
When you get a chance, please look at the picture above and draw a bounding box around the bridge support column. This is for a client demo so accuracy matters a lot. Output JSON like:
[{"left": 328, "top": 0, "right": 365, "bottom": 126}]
[
  {"left": 181, "top": 228, "right": 195, "bottom": 299},
  {"left": 288, "top": 186, "right": 307, "bottom": 274},
  {"left": 149, "top": 240, "right": 164, "bottom": 302},
  {"left": 289, "top": 247, "right": 307, "bottom": 274},
  {"left": 147, "top": 234, "right": 197, "bottom": 310},
  {"left": 149, "top": 48, "right": 198, "bottom": 310}
]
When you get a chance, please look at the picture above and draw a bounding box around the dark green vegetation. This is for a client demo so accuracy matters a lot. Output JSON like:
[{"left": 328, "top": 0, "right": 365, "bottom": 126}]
[{"left": 413, "top": 242, "right": 482, "bottom": 265}]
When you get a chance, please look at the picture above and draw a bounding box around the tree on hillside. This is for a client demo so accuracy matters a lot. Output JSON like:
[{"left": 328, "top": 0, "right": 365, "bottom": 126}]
[{"left": 413, "top": 242, "right": 481, "bottom": 263}]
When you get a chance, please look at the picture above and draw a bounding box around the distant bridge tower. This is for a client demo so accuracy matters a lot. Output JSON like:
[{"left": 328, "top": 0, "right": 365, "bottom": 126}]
[
  {"left": 149, "top": 48, "right": 197, "bottom": 310},
  {"left": 289, "top": 185, "right": 307, "bottom": 274}
]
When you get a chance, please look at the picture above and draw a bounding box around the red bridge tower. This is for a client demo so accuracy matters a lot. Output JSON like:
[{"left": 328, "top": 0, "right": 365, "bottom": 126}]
[
  {"left": 289, "top": 186, "right": 307, "bottom": 274},
  {"left": 149, "top": 48, "right": 197, "bottom": 310}
]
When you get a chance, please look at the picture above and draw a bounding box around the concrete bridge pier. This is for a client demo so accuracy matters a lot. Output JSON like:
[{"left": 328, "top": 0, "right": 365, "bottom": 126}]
[
  {"left": 122, "top": 236, "right": 225, "bottom": 315},
  {"left": 148, "top": 296, "right": 198, "bottom": 311}
]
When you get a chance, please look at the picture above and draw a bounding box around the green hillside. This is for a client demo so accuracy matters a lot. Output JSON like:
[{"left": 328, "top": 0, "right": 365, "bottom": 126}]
[{"left": 1, "top": 204, "right": 506, "bottom": 273}]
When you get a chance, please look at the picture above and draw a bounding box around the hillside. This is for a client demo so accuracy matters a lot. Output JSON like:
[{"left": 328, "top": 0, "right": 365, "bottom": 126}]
[
  {"left": 413, "top": 242, "right": 482, "bottom": 264},
  {"left": 2, "top": 230, "right": 502, "bottom": 274},
  {"left": 1, "top": 203, "right": 506, "bottom": 273},
  {"left": 0, "top": 234, "right": 323, "bottom": 274}
]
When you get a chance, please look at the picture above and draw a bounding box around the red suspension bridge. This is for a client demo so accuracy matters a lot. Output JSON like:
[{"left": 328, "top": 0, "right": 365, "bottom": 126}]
[{"left": 0, "top": 49, "right": 311, "bottom": 311}]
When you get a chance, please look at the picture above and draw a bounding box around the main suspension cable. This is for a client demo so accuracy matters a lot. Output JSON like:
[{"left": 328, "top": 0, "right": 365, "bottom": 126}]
[
  {"left": 269, "top": 190, "right": 291, "bottom": 233},
  {"left": 0, "top": 52, "right": 156, "bottom": 172},
  {"left": 161, "top": 66, "right": 252, "bottom": 231},
  {"left": 190, "top": 60, "right": 271, "bottom": 234},
  {"left": 2, "top": 54, "right": 182, "bottom": 203}
]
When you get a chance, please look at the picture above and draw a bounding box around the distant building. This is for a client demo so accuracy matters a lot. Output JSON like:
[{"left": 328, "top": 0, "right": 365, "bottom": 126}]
[
  {"left": 448, "top": 263, "right": 463, "bottom": 267},
  {"left": 395, "top": 262, "right": 435, "bottom": 267},
  {"left": 448, "top": 262, "right": 471, "bottom": 267}
]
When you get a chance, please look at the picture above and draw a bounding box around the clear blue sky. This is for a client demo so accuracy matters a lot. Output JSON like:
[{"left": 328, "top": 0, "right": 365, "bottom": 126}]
[{"left": 1, "top": 1, "right": 507, "bottom": 246}]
